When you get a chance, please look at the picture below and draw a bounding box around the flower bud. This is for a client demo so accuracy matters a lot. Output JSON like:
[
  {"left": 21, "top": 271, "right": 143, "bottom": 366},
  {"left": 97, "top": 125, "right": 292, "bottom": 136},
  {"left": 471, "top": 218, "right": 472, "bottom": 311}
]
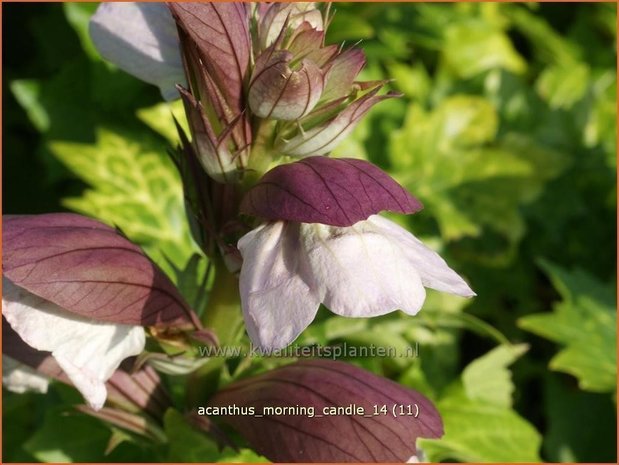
[
  {"left": 249, "top": 50, "right": 326, "bottom": 121},
  {"left": 259, "top": 3, "right": 323, "bottom": 50},
  {"left": 280, "top": 85, "right": 402, "bottom": 157}
]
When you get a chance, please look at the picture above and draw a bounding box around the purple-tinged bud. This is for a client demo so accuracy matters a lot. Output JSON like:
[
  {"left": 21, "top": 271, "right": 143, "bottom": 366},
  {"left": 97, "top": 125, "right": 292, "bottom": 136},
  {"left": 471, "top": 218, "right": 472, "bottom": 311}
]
[
  {"left": 249, "top": 49, "right": 326, "bottom": 121},
  {"left": 280, "top": 86, "right": 402, "bottom": 157},
  {"left": 106, "top": 362, "right": 172, "bottom": 418},
  {"left": 209, "top": 359, "right": 443, "bottom": 462},
  {"left": 240, "top": 156, "right": 422, "bottom": 227},
  {"left": 178, "top": 86, "right": 240, "bottom": 183},
  {"left": 321, "top": 47, "right": 367, "bottom": 102},
  {"left": 3, "top": 213, "right": 199, "bottom": 328},
  {"left": 258, "top": 3, "right": 323, "bottom": 50}
]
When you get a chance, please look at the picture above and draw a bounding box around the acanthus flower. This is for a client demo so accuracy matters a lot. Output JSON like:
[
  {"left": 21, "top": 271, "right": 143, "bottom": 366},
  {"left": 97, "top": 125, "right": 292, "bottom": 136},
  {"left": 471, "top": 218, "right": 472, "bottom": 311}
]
[{"left": 239, "top": 156, "right": 475, "bottom": 349}]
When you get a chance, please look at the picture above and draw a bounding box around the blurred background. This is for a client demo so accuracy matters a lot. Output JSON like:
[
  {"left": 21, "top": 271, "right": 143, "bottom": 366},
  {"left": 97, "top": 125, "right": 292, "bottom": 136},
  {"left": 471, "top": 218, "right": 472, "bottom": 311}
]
[{"left": 3, "top": 2, "right": 617, "bottom": 463}]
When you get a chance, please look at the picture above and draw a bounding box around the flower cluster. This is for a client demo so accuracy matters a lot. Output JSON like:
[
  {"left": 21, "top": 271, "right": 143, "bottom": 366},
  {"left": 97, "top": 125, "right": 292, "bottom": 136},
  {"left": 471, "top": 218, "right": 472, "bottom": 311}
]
[
  {"left": 3, "top": 3, "right": 474, "bottom": 461},
  {"left": 90, "top": 2, "right": 474, "bottom": 349}
]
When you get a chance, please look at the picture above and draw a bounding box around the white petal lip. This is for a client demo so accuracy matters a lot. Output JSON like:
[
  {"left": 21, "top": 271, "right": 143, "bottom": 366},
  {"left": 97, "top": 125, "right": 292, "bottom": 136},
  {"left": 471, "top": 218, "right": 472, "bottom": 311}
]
[
  {"left": 2, "top": 355, "right": 49, "bottom": 394},
  {"left": 367, "top": 215, "right": 476, "bottom": 297},
  {"left": 238, "top": 222, "right": 320, "bottom": 350},
  {"left": 89, "top": 2, "right": 185, "bottom": 100},
  {"left": 300, "top": 221, "right": 427, "bottom": 317},
  {"left": 238, "top": 216, "right": 475, "bottom": 350},
  {"left": 2, "top": 279, "right": 146, "bottom": 410}
]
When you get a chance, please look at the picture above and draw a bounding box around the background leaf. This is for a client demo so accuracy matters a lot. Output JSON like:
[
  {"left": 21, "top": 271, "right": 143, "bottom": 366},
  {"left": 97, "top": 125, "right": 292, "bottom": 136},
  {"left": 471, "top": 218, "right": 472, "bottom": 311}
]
[{"left": 519, "top": 261, "right": 617, "bottom": 393}]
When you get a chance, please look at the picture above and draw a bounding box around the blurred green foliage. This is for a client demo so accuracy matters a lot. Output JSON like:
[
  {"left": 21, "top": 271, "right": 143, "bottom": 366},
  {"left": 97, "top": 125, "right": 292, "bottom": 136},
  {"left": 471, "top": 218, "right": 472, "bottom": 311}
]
[{"left": 4, "top": 2, "right": 616, "bottom": 463}]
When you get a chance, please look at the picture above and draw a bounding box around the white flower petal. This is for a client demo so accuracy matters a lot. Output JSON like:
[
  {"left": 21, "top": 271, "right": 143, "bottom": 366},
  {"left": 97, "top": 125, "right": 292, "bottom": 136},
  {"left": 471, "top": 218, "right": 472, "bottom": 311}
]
[
  {"left": 299, "top": 222, "right": 427, "bottom": 317},
  {"left": 368, "top": 215, "right": 476, "bottom": 297},
  {"left": 2, "top": 355, "right": 49, "bottom": 394},
  {"left": 89, "top": 2, "right": 185, "bottom": 100},
  {"left": 2, "top": 279, "right": 145, "bottom": 410},
  {"left": 238, "top": 222, "right": 320, "bottom": 350}
]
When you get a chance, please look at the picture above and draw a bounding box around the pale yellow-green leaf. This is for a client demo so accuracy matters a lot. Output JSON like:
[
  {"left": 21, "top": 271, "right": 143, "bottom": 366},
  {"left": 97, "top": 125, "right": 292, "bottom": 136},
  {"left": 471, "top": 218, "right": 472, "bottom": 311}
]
[
  {"left": 137, "top": 100, "right": 189, "bottom": 145},
  {"left": 389, "top": 96, "right": 567, "bottom": 262},
  {"left": 418, "top": 391, "right": 542, "bottom": 463},
  {"left": 462, "top": 343, "right": 528, "bottom": 408},
  {"left": 443, "top": 21, "right": 526, "bottom": 78}
]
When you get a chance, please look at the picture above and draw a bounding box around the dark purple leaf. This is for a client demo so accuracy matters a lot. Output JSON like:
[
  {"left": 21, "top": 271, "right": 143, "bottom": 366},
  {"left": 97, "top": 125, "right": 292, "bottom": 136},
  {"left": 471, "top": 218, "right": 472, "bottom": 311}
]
[
  {"left": 240, "top": 156, "right": 423, "bottom": 227},
  {"left": 3, "top": 213, "right": 199, "bottom": 328},
  {"left": 209, "top": 359, "right": 443, "bottom": 462}
]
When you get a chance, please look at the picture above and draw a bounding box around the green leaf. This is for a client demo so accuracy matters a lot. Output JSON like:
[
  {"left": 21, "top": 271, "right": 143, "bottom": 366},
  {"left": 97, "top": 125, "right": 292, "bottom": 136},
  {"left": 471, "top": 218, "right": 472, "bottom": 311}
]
[
  {"left": 325, "top": 12, "right": 374, "bottom": 43},
  {"left": 163, "top": 409, "right": 268, "bottom": 463},
  {"left": 536, "top": 62, "right": 590, "bottom": 110},
  {"left": 163, "top": 409, "right": 219, "bottom": 462},
  {"left": 389, "top": 96, "right": 567, "bottom": 263},
  {"left": 24, "top": 408, "right": 111, "bottom": 462},
  {"left": 584, "top": 70, "right": 617, "bottom": 158},
  {"left": 443, "top": 20, "right": 526, "bottom": 78},
  {"left": 49, "top": 127, "right": 200, "bottom": 277},
  {"left": 418, "top": 392, "right": 542, "bottom": 463},
  {"left": 419, "top": 343, "right": 541, "bottom": 462},
  {"left": 543, "top": 375, "right": 617, "bottom": 462},
  {"left": 219, "top": 449, "right": 270, "bottom": 463},
  {"left": 10, "top": 80, "right": 50, "bottom": 132},
  {"left": 63, "top": 3, "right": 100, "bottom": 59},
  {"left": 165, "top": 253, "right": 210, "bottom": 315},
  {"left": 519, "top": 261, "right": 617, "bottom": 393},
  {"left": 462, "top": 344, "right": 528, "bottom": 408},
  {"left": 137, "top": 100, "right": 189, "bottom": 145}
]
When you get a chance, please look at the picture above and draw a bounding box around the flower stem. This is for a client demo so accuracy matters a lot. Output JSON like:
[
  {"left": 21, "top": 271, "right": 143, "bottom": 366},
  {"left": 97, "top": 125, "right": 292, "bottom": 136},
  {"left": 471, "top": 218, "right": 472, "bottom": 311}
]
[{"left": 187, "top": 260, "right": 244, "bottom": 406}]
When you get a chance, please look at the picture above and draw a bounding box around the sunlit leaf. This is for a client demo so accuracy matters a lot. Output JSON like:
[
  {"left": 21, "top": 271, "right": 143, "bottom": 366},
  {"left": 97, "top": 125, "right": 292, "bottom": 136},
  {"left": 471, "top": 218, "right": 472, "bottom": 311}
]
[
  {"left": 462, "top": 344, "right": 528, "bottom": 408},
  {"left": 419, "top": 390, "right": 542, "bottom": 463},
  {"left": 389, "top": 96, "right": 567, "bottom": 263}
]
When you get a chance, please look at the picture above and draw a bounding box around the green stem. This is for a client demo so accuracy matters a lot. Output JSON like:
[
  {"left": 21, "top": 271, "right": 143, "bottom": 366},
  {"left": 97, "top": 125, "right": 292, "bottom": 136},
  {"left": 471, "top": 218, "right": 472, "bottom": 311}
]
[
  {"left": 242, "top": 119, "right": 277, "bottom": 190},
  {"left": 187, "top": 260, "right": 244, "bottom": 406}
]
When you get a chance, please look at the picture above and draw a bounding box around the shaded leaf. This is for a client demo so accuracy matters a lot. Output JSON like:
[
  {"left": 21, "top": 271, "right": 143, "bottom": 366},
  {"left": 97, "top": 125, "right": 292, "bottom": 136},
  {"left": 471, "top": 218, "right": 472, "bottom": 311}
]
[
  {"left": 209, "top": 359, "right": 442, "bottom": 462},
  {"left": 519, "top": 261, "right": 617, "bottom": 393}
]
